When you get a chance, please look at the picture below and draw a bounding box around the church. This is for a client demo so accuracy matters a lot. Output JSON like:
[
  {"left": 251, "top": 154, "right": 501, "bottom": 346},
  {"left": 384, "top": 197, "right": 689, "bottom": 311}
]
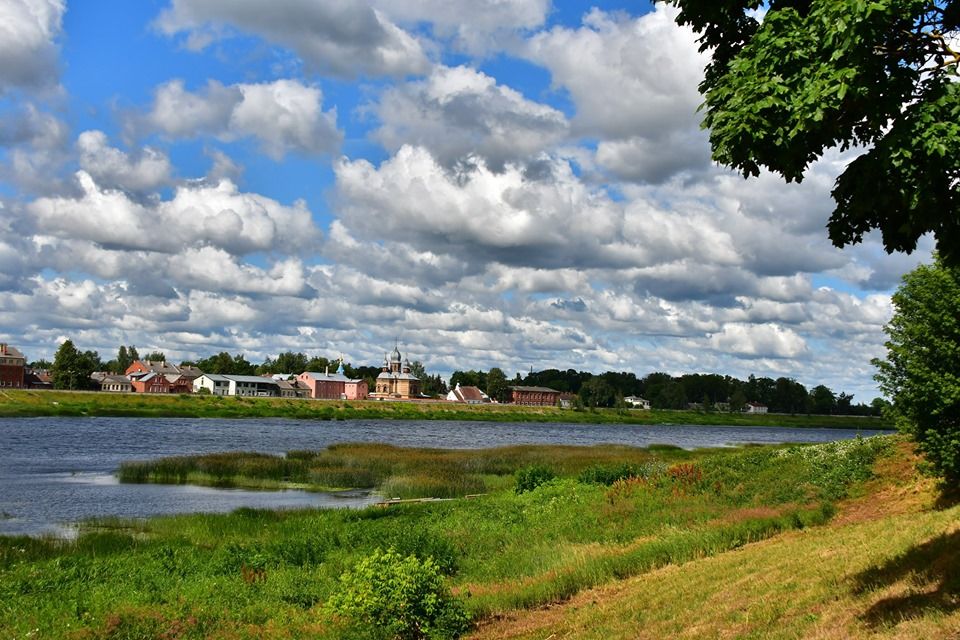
[{"left": 372, "top": 344, "right": 420, "bottom": 399}]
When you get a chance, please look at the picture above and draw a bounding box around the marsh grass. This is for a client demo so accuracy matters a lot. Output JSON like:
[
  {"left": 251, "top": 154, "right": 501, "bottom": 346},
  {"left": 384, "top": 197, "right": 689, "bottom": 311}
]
[
  {"left": 1, "top": 437, "right": 895, "bottom": 639},
  {"left": 119, "top": 442, "right": 721, "bottom": 498}
]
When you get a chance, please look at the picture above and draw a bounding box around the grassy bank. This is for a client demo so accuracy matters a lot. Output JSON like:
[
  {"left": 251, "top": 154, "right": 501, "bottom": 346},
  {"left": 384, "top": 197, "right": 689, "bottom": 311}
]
[
  {"left": 470, "top": 444, "right": 960, "bottom": 640},
  {"left": 0, "top": 389, "right": 891, "bottom": 429},
  {"left": 0, "top": 436, "right": 895, "bottom": 639}
]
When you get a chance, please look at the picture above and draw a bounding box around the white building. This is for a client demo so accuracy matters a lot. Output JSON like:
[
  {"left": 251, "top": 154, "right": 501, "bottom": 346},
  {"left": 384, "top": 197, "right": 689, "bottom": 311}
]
[
  {"left": 193, "top": 374, "right": 279, "bottom": 397},
  {"left": 193, "top": 374, "right": 231, "bottom": 396},
  {"left": 624, "top": 396, "right": 651, "bottom": 410},
  {"left": 744, "top": 402, "right": 769, "bottom": 414}
]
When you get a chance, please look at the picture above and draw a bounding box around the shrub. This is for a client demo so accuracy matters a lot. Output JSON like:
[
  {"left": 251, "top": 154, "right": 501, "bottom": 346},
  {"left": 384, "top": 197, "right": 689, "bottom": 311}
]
[
  {"left": 578, "top": 462, "right": 640, "bottom": 485},
  {"left": 514, "top": 465, "right": 556, "bottom": 494},
  {"left": 326, "top": 548, "right": 470, "bottom": 640}
]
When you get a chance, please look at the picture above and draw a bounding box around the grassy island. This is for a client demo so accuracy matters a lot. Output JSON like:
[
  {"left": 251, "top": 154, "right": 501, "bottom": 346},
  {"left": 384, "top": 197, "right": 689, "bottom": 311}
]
[
  {"left": 0, "top": 389, "right": 892, "bottom": 429},
  {"left": 4, "top": 435, "right": 955, "bottom": 640}
]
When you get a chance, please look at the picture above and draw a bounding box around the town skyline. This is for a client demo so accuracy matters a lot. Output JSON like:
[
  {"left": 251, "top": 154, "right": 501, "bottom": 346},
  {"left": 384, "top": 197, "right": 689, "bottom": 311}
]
[{"left": 0, "top": 1, "right": 935, "bottom": 403}]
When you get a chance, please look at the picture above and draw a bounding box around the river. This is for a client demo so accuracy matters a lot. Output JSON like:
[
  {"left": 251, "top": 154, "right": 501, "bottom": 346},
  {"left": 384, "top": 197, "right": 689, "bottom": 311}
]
[{"left": 0, "top": 416, "right": 891, "bottom": 537}]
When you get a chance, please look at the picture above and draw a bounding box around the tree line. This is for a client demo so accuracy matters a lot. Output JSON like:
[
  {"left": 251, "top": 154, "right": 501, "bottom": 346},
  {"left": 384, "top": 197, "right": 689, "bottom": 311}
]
[
  {"left": 450, "top": 367, "right": 886, "bottom": 416},
  {"left": 40, "top": 341, "right": 883, "bottom": 415}
]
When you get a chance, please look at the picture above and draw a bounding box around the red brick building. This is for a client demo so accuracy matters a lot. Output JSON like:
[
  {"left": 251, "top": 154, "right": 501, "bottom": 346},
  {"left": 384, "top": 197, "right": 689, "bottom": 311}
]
[
  {"left": 0, "top": 343, "right": 26, "bottom": 389},
  {"left": 507, "top": 385, "right": 561, "bottom": 406},
  {"left": 131, "top": 372, "right": 172, "bottom": 394}
]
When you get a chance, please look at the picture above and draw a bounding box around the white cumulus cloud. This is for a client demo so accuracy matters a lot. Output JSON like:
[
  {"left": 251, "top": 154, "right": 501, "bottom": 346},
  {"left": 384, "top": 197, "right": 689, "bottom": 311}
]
[
  {"left": 155, "top": 0, "right": 430, "bottom": 78},
  {"left": 142, "top": 79, "right": 341, "bottom": 158}
]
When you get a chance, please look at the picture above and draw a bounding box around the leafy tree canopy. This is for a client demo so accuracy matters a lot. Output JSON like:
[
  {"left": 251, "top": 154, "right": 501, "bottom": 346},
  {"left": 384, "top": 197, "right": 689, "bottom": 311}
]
[
  {"left": 663, "top": 0, "right": 960, "bottom": 262},
  {"left": 51, "top": 340, "right": 100, "bottom": 390},
  {"left": 194, "top": 352, "right": 256, "bottom": 376},
  {"left": 486, "top": 367, "right": 509, "bottom": 402},
  {"left": 874, "top": 254, "right": 960, "bottom": 483}
]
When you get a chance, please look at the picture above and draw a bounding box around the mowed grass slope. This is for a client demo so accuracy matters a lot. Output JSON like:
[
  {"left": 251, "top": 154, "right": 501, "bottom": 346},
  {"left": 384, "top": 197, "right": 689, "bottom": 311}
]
[
  {"left": 470, "top": 444, "right": 960, "bottom": 640},
  {"left": 0, "top": 389, "right": 891, "bottom": 429}
]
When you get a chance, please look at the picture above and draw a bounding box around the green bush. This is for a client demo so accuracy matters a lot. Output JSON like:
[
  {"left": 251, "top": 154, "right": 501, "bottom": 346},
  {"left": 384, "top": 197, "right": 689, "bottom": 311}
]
[
  {"left": 514, "top": 465, "right": 556, "bottom": 494},
  {"left": 326, "top": 548, "right": 470, "bottom": 640},
  {"left": 578, "top": 462, "right": 639, "bottom": 485}
]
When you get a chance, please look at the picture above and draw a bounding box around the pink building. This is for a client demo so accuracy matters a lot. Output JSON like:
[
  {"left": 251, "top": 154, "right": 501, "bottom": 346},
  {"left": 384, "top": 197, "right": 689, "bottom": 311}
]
[{"left": 297, "top": 363, "right": 368, "bottom": 400}]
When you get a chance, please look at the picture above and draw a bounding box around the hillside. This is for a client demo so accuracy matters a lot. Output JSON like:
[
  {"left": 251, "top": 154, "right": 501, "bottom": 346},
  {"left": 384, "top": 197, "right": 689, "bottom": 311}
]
[{"left": 470, "top": 443, "right": 960, "bottom": 639}]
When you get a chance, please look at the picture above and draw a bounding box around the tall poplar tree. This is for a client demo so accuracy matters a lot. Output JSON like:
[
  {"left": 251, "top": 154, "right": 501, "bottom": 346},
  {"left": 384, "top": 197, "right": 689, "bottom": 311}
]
[{"left": 874, "top": 255, "right": 960, "bottom": 484}]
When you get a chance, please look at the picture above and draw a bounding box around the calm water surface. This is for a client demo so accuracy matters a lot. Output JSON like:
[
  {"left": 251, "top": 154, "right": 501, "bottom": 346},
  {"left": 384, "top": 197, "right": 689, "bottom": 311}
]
[{"left": 0, "top": 416, "right": 891, "bottom": 536}]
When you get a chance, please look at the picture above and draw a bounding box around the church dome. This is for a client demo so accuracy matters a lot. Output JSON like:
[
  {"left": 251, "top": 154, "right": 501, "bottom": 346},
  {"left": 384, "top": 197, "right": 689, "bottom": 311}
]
[{"left": 391, "top": 346, "right": 402, "bottom": 362}]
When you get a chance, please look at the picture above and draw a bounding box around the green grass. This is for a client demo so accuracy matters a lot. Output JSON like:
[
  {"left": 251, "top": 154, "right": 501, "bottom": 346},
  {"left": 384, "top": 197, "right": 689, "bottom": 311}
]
[
  {"left": 469, "top": 442, "right": 960, "bottom": 640},
  {"left": 0, "top": 436, "right": 895, "bottom": 639},
  {"left": 0, "top": 389, "right": 892, "bottom": 429}
]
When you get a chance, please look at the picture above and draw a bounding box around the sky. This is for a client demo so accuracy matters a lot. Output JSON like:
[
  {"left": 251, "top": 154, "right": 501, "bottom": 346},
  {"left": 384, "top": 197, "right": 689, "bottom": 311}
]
[{"left": 0, "top": 0, "right": 935, "bottom": 401}]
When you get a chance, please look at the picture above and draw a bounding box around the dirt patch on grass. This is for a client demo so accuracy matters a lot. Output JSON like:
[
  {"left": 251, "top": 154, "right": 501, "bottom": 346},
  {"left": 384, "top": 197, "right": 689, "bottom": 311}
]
[
  {"left": 455, "top": 538, "right": 655, "bottom": 599},
  {"left": 831, "top": 441, "right": 935, "bottom": 527},
  {"left": 710, "top": 503, "right": 796, "bottom": 525}
]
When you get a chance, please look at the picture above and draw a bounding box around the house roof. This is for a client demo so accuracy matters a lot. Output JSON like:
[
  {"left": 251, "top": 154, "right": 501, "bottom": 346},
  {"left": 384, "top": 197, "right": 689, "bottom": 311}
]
[
  {"left": 200, "top": 373, "right": 230, "bottom": 383},
  {"left": 301, "top": 371, "right": 357, "bottom": 383},
  {"left": 509, "top": 385, "right": 560, "bottom": 393},
  {"left": 222, "top": 375, "right": 279, "bottom": 385},
  {"left": 377, "top": 371, "right": 419, "bottom": 381},
  {"left": 450, "top": 385, "right": 488, "bottom": 402},
  {"left": 0, "top": 344, "right": 25, "bottom": 360},
  {"left": 139, "top": 360, "right": 181, "bottom": 375},
  {"left": 176, "top": 365, "right": 203, "bottom": 379}
]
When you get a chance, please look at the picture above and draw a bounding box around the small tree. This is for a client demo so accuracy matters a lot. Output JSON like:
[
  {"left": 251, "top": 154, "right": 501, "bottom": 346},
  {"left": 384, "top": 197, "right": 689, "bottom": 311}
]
[
  {"left": 51, "top": 340, "right": 98, "bottom": 390},
  {"left": 486, "top": 367, "right": 508, "bottom": 403},
  {"left": 326, "top": 548, "right": 470, "bottom": 640},
  {"left": 874, "top": 255, "right": 960, "bottom": 484}
]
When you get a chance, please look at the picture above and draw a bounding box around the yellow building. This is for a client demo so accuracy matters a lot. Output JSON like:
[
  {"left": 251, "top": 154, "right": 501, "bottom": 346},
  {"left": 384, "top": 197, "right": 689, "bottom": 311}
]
[{"left": 372, "top": 345, "right": 420, "bottom": 399}]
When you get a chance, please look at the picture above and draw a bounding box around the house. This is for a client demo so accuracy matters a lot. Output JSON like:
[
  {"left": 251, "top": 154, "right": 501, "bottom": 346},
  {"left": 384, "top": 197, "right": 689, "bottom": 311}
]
[
  {"left": 223, "top": 375, "right": 279, "bottom": 397},
  {"left": 624, "top": 396, "right": 651, "bottom": 410},
  {"left": 371, "top": 346, "right": 420, "bottom": 399},
  {"left": 131, "top": 372, "right": 172, "bottom": 394},
  {"left": 164, "top": 374, "right": 194, "bottom": 394},
  {"left": 744, "top": 402, "right": 768, "bottom": 414},
  {"left": 91, "top": 372, "right": 132, "bottom": 393},
  {"left": 23, "top": 368, "right": 52, "bottom": 390},
  {"left": 298, "top": 361, "right": 369, "bottom": 400},
  {"left": 194, "top": 373, "right": 231, "bottom": 396},
  {"left": 0, "top": 343, "right": 26, "bottom": 389},
  {"left": 276, "top": 378, "right": 312, "bottom": 398},
  {"left": 507, "top": 385, "right": 560, "bottom": 407},
  {"left": 126, "top": 361, "right": 201, "bottom": 394},
  {"left": 446, "top": 384, "right": 490, "bottom": 404}
]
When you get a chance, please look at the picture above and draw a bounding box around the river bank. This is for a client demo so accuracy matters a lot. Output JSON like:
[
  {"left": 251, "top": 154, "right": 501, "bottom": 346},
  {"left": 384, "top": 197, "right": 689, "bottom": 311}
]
[
  {"left": 0, "top": 389, "right": 891, "bottom": 429},
  {"left": 0, "top": 436, "right": 899, "bottom": 639},
  {"left": 0, "top": 416, "right": 889, "bottom": 537}
]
